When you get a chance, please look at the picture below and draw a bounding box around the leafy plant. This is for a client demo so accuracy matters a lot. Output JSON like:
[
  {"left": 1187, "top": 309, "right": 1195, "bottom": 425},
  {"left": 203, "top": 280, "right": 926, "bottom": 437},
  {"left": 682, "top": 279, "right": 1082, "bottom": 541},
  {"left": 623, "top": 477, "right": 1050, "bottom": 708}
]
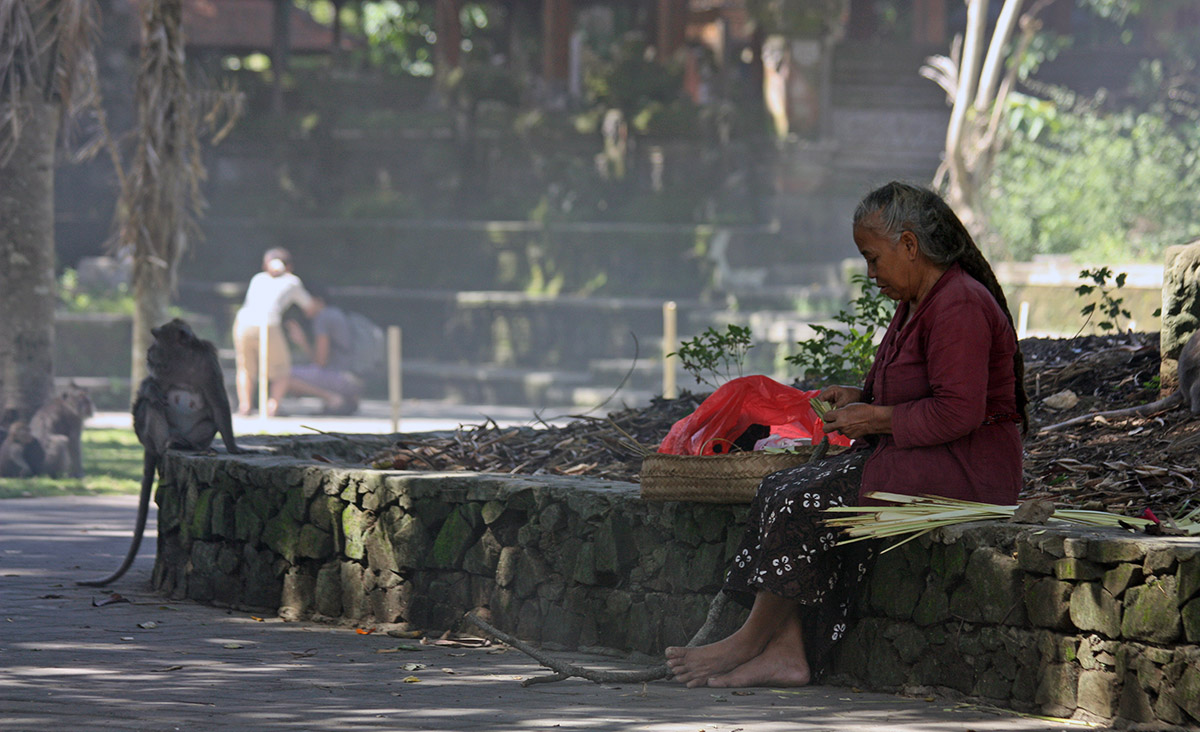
[
  {"left": 1075, "top": 267, "right": 1132, "bottom": 334},
  {"left": 671, "top": 324, "right": 754, "bottom": 388},
  {"left": 57, "top": 268, "right": 134, "bottom": 315},
  {"left": 784, "top": 274, "right": 895, "bottom": 384}
]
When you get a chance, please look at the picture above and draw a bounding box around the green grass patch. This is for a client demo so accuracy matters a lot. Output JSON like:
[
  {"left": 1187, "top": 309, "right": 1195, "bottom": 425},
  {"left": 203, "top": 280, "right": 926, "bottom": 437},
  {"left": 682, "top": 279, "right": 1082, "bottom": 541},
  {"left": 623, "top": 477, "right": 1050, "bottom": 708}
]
[{"left": 0, "top": 428, "right": 142, "bottom": 499}]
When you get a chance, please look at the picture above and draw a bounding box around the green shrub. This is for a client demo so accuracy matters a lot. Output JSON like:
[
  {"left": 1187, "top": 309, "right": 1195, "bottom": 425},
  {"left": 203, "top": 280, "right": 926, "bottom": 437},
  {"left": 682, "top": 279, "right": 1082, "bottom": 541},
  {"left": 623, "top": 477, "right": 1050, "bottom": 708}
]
[
  {"left": 784, "top": 274, "right": 894, "bottom": 384},
  {"left": 985, "top": 97, "right": 1200, "bottom": 262}
]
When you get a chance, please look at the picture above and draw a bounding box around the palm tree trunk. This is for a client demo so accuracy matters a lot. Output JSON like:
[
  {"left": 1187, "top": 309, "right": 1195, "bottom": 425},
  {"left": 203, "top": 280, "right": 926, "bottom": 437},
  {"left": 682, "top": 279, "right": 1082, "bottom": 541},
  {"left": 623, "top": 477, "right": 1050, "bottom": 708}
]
[{"left": 0, "top": 101, "right": 59, "bottom": 417}]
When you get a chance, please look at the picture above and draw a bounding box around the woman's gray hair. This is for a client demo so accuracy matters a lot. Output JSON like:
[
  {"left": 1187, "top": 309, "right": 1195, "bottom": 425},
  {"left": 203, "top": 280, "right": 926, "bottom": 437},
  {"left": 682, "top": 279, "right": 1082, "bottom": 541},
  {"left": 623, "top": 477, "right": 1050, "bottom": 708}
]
[{"left": 852, "top": 181, "right": 968, "bottom": 266}]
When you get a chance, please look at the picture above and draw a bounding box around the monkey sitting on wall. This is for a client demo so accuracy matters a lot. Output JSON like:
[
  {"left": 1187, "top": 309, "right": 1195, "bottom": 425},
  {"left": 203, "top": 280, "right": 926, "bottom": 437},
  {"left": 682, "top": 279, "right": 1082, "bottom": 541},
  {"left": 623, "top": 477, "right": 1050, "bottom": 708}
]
[
  {"left": 0, "top": 422, "right": 46, "bottom": 478},
  {"left": 78, "top": 319, "right": 244, "bottom": 587},
  {"left": 30, "top": 382, "right": 94, "bottom": 478}
]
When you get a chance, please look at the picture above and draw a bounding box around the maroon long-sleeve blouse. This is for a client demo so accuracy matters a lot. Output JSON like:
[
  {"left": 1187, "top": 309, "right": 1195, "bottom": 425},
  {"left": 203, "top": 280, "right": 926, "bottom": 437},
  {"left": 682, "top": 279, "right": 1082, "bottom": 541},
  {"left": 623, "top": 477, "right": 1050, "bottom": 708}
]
[{"left": 858, "top": 263, "right": 1023, "bottom": 505}]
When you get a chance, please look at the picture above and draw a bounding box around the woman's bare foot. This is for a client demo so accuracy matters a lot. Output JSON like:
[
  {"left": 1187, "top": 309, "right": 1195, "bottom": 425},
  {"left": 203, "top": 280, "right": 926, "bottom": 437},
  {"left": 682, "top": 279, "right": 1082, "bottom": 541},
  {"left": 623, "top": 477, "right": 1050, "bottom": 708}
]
[
  {"left": 707, "top": 620, "right": 810, "bottom": 688},
  {"left": 664, "top": 631, "right": 768, "bottom": 688}
]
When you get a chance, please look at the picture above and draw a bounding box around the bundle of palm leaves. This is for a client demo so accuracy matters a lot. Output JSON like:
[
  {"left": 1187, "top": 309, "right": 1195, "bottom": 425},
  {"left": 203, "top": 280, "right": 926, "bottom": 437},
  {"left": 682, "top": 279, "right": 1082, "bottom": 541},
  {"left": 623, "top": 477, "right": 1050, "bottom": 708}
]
[{"left": 824, "top": 492, "right": 1200, "bottom": 552}]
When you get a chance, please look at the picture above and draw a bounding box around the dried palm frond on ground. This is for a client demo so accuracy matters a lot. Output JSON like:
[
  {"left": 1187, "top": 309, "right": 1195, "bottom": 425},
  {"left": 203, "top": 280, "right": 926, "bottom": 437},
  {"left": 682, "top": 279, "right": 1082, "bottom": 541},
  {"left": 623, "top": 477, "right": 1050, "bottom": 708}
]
[
  {"left": 360, "top": 334, "right": 1198, "bottom": 523},
  {"left": 364, "top": 393, "right": 704, "bottom": 480}
]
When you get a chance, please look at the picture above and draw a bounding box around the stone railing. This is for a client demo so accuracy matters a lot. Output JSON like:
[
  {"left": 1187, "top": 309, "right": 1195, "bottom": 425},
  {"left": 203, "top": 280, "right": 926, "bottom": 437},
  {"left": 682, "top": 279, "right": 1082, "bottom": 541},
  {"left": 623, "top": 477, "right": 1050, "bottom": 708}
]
[{"left": 154, "top": 439, "right": 1199, "bottom": 726}]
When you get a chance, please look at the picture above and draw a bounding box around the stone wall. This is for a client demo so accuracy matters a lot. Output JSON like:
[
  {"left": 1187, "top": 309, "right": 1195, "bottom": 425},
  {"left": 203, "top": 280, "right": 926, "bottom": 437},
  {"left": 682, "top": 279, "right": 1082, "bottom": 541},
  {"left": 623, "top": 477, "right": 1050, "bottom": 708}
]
[
  {"left": 154, "top": 442, "right": 1200, "bottom": 725},
  {"left": 153, "top": 440, "right": 749, "bottom": 656},
  {"left": 829, "top": 522, "right": 1200, "bottom": 726}
]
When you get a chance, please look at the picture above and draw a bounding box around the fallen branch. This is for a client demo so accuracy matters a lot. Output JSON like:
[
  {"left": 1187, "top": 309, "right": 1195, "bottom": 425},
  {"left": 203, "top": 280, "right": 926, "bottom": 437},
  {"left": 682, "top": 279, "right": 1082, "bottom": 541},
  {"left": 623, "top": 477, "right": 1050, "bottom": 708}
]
[{"left": 466, "top": 591, "right": 730, "bottom": 687}]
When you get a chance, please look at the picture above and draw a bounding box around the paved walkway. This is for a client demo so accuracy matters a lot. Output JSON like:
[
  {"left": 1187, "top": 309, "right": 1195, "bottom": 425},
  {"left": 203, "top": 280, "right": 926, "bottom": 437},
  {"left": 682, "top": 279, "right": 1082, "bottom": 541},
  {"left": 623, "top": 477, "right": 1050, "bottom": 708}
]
[{"left": 0, "top": 496, "right": 1097, "bottom": 732}]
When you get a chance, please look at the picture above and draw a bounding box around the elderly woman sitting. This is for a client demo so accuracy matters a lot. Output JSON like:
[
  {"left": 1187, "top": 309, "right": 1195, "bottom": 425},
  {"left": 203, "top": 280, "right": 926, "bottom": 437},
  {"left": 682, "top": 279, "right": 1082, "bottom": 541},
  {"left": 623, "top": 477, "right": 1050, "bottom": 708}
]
[{"left": 666, "top": 181, "right": 1027, "bottom": 689}]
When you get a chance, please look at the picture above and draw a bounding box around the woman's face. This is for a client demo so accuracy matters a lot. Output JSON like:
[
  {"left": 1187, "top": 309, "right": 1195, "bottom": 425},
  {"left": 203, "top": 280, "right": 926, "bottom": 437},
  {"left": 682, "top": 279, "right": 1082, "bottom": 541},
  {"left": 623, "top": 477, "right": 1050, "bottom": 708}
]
[{"left": 853, "top": 223, "right": 915, "bottom": 302}]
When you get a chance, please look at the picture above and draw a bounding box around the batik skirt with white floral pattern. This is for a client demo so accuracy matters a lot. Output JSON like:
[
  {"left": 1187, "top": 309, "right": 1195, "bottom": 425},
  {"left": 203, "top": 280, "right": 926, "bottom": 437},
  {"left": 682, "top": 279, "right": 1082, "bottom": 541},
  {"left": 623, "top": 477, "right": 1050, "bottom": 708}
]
[{"left": 722, "top": 448, "right": 876, "bottom": 680}]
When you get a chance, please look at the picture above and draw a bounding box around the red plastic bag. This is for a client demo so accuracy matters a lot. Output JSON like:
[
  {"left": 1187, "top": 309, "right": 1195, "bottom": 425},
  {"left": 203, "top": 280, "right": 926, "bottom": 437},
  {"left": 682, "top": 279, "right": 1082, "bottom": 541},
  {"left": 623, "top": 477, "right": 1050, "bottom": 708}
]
[{"left": 658, "top": 375, "right": 852, "bottom": 455}]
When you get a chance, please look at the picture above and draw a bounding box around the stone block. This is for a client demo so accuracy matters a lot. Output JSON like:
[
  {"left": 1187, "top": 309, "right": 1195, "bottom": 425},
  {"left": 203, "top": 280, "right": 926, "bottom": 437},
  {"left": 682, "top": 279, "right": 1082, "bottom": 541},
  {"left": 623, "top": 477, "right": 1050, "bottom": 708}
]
[
  {"left": 1174, "top": 663, "right": 1200, "bottom": 724},
  {"left": 911, "top": 574, "right": 951, "bottom": 626},
  {"left": 912, "top": 641, "right": 971, "bottom": 693},
  {"left": 1087, "top": 538, "right": 1145, "bottom": 564},
  {"left": 1026, "top": 577, "right": 1072, "bottom": 630},
  {"left": 1054, "top": 557, "right": 1104, "bottom": 581},
  {"left": 1183, "top": 598, "right": 1200, "bottom": 643},
  {"left": 280, "top": 567, "right": 315, "bottom": 620},
  {"left": 234, "top": 496, "right": 263, "bottom": 543},
  {"left": 1118, "top": 676, "right": 1157, "bottom": 723},
  {"left": 156, "top": 484, "right": 183, "bottom": 534},
  {"left": 315, "top": 562, "right": 342, "bottom": 617},
  {"left": 189, "top": 489, "right": 214, "bottom": 541},
  {"left": 1015, "top": 536, "right": 1058, "bottom": 575},
  {"left": 1070, "top": 582, "right": 1121, "bottom": 638},
  {"left": 1122, "top": 577, "right": 1182, "bottom": 643},
  {"left": 571, "top": 542, "right": 597, "bottom": 586},
  {"left": 210, "top": 490, "right": 235, "bottom": 538},
  {"left": 1180, "top": 556, "right": 1200, "bottom": 604},
  {"left": 297, "top": 524, "right": 333, "bottom": 560},
  {"left": 241, "top": 546, "right": 282, "bottom": 609},
  {"left": 370, "top": 584, "right": 408, "bottom": 624},
  {"left": 891, "top": 626, "right": 927, "bottom": 665},
  {"left": 1034, "top": 662, "right": 1078, "bottom": 717},
  {"left": 341, "top": 505, "right": 369, "bottom": 561},
  {"left": 975, "top": 664, "right": 1013, "bottom": 700},
  {"left": 1102, "top": 563, "right": 1142, "bottom": 598},
  {"left": 308, "top": 495, "right": 344, "bottom": 534},
  {"left": 593, "top": 514, "right": 635, "bottom": 581},
  {"left": 496, "top": 546, "right": 519, "bottom": 588},
  {"left": 871, "top": 549, "right": 920, "bottom": 620},
  {"left": 961, "top": 547, "right": 1024, "bottom": 625},
  {"left": 262, "top": 514, "right": 300, "bottom": 563},
  {"left": 463, "top": 529, "right": 504, "bottom": 577},
  {"left": 340, "top": 562, "right": 369, "bottom": 619},
  {"left": 1144, "top": 548, "right": 1176, "bottom": 575},
  {"left": 1076, "top": 670, "right": 1117, "bottom": 719}
]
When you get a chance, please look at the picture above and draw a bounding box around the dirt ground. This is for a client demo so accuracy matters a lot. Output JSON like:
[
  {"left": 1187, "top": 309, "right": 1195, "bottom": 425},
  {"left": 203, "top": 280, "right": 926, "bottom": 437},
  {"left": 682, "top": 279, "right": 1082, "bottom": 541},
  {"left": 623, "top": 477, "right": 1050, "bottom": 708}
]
[
  {"left": 1018, "top": 332, "right": 1199, "bottom": 520},
  {"left": 368, "top": 333, "right": 1199, "bottom": 523}
]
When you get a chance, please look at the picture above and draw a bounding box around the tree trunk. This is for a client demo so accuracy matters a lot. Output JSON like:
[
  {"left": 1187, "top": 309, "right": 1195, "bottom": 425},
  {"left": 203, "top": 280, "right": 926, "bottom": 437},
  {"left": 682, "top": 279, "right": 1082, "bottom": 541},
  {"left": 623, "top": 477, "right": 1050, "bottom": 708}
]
[
  {"left": 0, "top": 102, "right": 60, "bottom": 418},
  {"left": 130, "top": 259, "right": 172, "bottom": 390}
]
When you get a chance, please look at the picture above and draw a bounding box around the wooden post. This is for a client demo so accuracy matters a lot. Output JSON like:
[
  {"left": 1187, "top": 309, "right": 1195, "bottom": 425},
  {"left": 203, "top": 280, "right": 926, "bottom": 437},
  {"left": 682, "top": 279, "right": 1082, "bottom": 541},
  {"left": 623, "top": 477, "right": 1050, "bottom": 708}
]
[
  {"left": 1017, "top": 301, "right": 1030, "bottom": 339},
  {"left": 388, "top": 326, "right": 402, "bottom": 433},
  {"left": 258, "top": 326, "right": 270, "bottom": 417},
  {"left": 663, "top": 301, "right": 677, "bottom": 399}
]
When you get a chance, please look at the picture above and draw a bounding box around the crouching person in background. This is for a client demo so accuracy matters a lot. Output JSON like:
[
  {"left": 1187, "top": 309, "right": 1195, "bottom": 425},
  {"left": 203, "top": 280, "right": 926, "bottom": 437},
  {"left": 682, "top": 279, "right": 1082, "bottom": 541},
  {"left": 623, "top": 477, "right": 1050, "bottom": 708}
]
[{"left": 285, "top": 283, "right": 362, "bottom": 415}]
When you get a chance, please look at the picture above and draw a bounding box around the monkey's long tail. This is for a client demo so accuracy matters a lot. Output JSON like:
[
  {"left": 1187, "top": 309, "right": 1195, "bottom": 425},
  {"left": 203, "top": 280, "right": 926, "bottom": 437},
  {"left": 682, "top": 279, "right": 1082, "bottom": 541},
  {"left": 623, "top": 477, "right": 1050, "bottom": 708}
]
[
  {"left": 77, "top": 452, "right": 156, "bottom": 587},
  {"left": 1039, "top": 390, "right": 1182, "bottom": 433}
]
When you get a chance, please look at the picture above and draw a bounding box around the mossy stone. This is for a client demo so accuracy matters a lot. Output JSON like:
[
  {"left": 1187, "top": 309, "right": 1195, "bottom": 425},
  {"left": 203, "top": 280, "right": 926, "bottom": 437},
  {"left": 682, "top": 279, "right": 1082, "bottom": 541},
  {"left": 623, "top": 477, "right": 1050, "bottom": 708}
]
[
  {"left": 1122, "top": 577, "right": 1182, "bottom": 643},
  {"left": 430, "top": 508, "right": 481, "bottom": 569},
  {"left": 1025, "top": 576, "right": 1072, "bottom": 630},
  {"left": 1070, "top": 582, "right": 1121, "bottom": 638},
  {"left": 1183, "top": 598, "right": 1200, "bottom": 643},
  {"left": 188, "top": 489, "right": 215, "bottom": 541},
  {"left": 342, "top": 505, "right": 370, "bottom": 561},
  {"left": 263, "top": 514, "right": 299, "bottom": 563},
  {"left": 297, "top": 524, "right": 333, "bottom": 559},
  {"left": 234, "top": 496, "right": 264, "bottom": 543}
]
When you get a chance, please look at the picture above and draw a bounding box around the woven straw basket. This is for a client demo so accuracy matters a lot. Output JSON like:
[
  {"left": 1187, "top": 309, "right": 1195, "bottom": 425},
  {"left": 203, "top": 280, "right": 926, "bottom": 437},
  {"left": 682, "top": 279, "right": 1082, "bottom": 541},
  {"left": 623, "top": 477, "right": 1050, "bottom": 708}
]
[{"left": 639, "top": 450, "right": 822, "bottom": 503}]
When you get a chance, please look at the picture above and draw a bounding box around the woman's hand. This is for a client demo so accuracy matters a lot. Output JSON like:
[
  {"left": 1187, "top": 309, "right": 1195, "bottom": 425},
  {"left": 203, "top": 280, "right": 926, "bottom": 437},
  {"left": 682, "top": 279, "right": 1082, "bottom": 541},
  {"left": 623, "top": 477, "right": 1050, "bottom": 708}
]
[
  {"left": 822, "top": 402, "right": 893, "bottom": 440},
  {"left": 818, "top": 385, "right": 863, "bottom": 409}
]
